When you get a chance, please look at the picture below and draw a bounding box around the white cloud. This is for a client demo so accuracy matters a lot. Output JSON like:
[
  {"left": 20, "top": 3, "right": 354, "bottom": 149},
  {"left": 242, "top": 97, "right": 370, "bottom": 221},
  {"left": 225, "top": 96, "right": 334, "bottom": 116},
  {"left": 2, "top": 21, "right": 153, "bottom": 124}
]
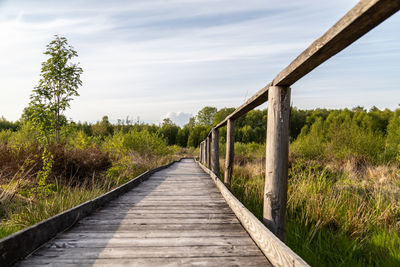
[{"left": 162, "top": 112, "right": 193, "bottom": 127}]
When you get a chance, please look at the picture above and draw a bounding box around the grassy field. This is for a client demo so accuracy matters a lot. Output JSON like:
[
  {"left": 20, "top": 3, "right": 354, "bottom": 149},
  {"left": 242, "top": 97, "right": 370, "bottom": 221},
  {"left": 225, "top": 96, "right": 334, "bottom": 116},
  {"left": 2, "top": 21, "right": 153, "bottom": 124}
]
[{"left": 218, "top": 142, "right": 400, "bottom": 266}]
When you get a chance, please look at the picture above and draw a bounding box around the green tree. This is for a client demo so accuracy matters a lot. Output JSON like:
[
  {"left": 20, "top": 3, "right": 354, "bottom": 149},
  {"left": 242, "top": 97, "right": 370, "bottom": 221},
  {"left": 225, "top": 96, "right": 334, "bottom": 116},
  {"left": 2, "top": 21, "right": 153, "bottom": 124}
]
[
  {"left": 196, "top": 106, "right": 217, "bottom": 126},
  {"left": 27, "top": 35, "right": 83, "bottom": 142},
  {"left": 92, "top": 116, "right": 114, "bottom": 137},
  {"left": 159, "top": 118, "right": 179, "bottom": 145},
  {"left": 212, "top": 107, "right": 235, "bottom": 126}
]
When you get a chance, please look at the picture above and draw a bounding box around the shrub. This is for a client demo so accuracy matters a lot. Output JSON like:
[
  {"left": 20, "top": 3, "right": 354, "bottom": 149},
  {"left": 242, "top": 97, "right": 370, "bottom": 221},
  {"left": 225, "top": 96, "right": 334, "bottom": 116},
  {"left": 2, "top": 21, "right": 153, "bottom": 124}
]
[{"left": 102, "top": 129, "right": 169, "bottom": 157}]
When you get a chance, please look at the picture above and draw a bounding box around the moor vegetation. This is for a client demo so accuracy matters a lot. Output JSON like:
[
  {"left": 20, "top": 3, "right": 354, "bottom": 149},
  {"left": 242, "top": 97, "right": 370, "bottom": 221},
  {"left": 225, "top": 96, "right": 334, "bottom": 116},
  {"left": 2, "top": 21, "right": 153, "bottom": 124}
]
[
  {"left": 216, "top": 106, "right": 400, "bottom": 266},
  {"left": 2, "top": 103, "right": 400, "bottom": 266}
]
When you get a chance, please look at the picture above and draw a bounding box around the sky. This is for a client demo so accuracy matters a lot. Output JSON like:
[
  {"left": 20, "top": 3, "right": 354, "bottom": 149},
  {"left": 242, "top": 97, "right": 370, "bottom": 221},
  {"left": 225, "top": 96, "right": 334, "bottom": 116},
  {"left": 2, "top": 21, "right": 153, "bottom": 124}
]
[{"left": 0, "top": 0, "right": 399, "bottom": 126}]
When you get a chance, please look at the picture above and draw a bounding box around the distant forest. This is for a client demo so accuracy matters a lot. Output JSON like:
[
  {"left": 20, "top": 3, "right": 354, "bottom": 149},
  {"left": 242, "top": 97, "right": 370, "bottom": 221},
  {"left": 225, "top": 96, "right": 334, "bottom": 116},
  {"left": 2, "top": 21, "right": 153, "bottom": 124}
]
[{"left": 2, "top": 105, "right": 400, "bottom": 164}]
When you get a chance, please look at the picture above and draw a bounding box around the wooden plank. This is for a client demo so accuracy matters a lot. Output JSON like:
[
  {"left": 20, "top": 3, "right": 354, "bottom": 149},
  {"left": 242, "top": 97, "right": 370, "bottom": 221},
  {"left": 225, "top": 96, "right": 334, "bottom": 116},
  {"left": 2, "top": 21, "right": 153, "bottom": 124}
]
[
  {"left": 264, "top": 86, "right": 291, "bottom": 241},
  {"left": 103, "top": 202, "right": 233, "bottom": 209},
  {"left": 77, "top": 218, "right": 239, "bottom": 224},
  {"left": 58, "top": 230, "right": 249, "bottom": 239},
  {"left": 273, "top": 0, "right": 400, "bottom": 86},
  {"left": 86, "top": 214, "right": 237, "bottom": 221},
  {"left": 211, "top": 128, "right": 220, "bottom": 177},
  {"left": 224, "top": 118, "right": 235, "bottom": 187},
  {"left": 94, "top": 208, "right": 234, "bottom": 214},
  {"left": 71, "top": 223, "right": 247, "bottom": 232},
  {"left": 44, "top": 236, "right": 256, "bottom": 248},
  {"left": 19, "top": 256, "right": 270, "bottom": 267},
  {"left": 115, "top": 196, "right": 225, "bottom": 201},
  {"left": 29, "top": 245, "right": 264, "bottom": 258},
  {"left": 108, "top": 200, "right": 228, "bottom": 205},
  {"left": 198, "top": 161, "right": 310, "bottom": 267}
]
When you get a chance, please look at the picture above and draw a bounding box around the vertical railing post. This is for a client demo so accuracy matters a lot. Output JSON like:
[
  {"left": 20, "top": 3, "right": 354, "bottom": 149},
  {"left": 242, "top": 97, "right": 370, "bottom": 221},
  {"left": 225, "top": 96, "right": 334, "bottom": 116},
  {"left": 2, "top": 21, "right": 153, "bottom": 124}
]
[
  {"left": 211, "top": 128, "right": 220, "bottom": 177},
  {"left": 206, "top": 136, "right": 211, "bottom": 168},
  {"left": 199, "top": 143, "right": 203, "bottom": 162},
  {"left": 263, "top": 85, "right": 291, "bottom": 242},
  {"left": 224, "top": 119, "right": 234, "bottom": 188},
  {"left": 204, "top": 139, "right": 208, "bottom": 166},
  {"left": 202, "top": 141, "right": 205, "bottom": 164},
  {"left": 200, "top": 141, "right": 203, "bottom": 163}
]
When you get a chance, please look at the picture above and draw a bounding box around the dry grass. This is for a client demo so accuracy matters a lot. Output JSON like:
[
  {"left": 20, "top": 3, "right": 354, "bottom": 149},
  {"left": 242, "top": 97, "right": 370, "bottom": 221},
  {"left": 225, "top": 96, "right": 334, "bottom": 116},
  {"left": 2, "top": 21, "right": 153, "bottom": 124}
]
[{"left": 218, "top": 149, "right": 400, "bottom": 265}]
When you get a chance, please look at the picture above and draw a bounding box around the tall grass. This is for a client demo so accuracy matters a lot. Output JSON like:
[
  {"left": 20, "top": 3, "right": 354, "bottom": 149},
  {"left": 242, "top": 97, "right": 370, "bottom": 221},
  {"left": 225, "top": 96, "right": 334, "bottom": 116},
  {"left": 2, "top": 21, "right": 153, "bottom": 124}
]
[{"left": 219, "top": 143, "right": 400, "bottom": 266}]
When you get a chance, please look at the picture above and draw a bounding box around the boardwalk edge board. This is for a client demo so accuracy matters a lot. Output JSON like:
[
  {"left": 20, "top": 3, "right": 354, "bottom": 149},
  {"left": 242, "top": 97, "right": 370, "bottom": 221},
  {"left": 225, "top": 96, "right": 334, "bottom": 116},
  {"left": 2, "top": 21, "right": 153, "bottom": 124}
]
[
  {"left": 197, "top": 161, "right": 310, "bottom": 267},
  {"left": 0, "top": 158, "right": 183, "bottom": 267}
]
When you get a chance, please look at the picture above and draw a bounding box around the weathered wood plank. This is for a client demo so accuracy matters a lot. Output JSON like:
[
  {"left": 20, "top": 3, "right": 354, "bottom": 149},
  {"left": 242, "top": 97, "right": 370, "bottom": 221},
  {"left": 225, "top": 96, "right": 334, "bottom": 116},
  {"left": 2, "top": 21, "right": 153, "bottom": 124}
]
[
  {"left": 71, "top": 223, "right": 247, "bottom": 232},
  {"left": 198, "top": 161, "right": 309, "bottom": 267},
  {"left": 78, "top": 218, "right": 239, "bottom": 224},
  {"left": 30, "top": 245, "right": 265, "bottom": 258},
  {"left": 58, "top": 230, "right": 249, "bottom": 239},
  {"left": 44, "top": 236, "right": 256, "bottom": 248},
  {"left": 85, "top": 213, "right": 236, "bottom": 220},
  {"left": 19, "top": 256, "right": 270, "bottom": 267},
  {"left": 95, "top": 207, "right": 234, "bottom": 213}
]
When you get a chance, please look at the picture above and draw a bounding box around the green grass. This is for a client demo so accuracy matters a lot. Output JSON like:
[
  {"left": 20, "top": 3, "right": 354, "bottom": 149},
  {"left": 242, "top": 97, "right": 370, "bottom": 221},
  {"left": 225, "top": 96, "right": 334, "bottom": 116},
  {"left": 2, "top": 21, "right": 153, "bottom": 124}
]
[{"left": 222, "top": 154, "right": 400, "bottom": 266}]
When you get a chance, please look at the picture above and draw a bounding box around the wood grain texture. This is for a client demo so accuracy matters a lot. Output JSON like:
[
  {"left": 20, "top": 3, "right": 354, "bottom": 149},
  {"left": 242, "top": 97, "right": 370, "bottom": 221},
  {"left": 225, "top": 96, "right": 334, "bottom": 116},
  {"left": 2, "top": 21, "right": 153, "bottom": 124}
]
[
  {"left": 224, "top": 119, "right": 235, "bottom": 187},
  {"left": 198, "top": 161, "right": 309, "bottom": 267},
  {"left": 211, "top": 128, "right": 220, "bottom": 177},
  {"left": 264, "top": 86, "right": 291, "bottom": 241},
  {"left": 16, "top": 159, "right": 271, "bottom": 267}
]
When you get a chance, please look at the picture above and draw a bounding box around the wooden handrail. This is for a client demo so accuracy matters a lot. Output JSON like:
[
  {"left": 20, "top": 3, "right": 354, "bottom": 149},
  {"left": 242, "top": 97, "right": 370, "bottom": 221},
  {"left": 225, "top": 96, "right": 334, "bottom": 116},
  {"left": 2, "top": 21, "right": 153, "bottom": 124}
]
[
  {"left": 208, "top": 0, "right": 399, "bottom": 134},
  {"left": 199, "top": 0, "right": 399, "bottom": 244}
]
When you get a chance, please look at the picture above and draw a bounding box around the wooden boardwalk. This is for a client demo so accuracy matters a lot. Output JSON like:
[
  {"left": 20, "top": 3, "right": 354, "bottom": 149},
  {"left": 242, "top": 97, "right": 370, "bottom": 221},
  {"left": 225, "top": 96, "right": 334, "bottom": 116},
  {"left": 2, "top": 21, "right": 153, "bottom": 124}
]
[{"left": 18, "top": 159, "right": 271, "bottom": 266}]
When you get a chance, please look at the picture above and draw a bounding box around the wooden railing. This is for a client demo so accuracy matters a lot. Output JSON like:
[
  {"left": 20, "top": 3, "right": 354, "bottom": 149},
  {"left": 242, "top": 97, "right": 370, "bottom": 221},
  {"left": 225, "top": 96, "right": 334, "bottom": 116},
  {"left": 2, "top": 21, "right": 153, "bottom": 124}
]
[{"left": 199, "top": 0, "right": 400, "bottom": 242}]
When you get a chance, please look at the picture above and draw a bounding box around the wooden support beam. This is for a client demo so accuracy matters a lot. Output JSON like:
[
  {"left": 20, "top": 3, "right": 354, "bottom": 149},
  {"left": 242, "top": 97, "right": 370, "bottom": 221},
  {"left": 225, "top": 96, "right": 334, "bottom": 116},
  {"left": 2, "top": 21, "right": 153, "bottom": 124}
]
[
  {"left": 202, "top": 142, "right": 205, "bottom": 164},
  {"left": 199, "top": 142, "right": 203, "bottom": 163},
  {"left": 206, "top": 137, "right": 211, "bottom": 168},
  {"left": 211, "top": 128, "right": 220, "bottom": 177},
  {"left": 224, "top": 119, "right": 235, "bottom": 188},
  {"left": 263, "top": 86, "right": 291, "bottom": 242},
  {"left": 204, "top": 140, "right": 208, "bottom": 166}
]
